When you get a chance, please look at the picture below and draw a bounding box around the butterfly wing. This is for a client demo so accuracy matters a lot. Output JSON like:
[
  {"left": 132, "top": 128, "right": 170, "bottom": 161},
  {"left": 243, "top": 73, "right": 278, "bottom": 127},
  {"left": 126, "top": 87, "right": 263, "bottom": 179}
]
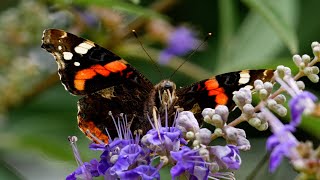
[
  {"left": 41, "top": 29, "right": 154, "bottom": 143},
  {"left": 176, "top": 70, "right": 274, "bottom": 115}
]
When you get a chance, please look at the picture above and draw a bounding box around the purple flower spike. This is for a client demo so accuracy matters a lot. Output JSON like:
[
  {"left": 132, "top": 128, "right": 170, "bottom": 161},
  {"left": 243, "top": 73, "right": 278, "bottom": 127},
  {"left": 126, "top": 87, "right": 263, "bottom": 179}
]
[
  {"left": 288, "top": 91, "right": 317, "bottom": 128},
  {"left": 159, "top": 27, "right": 198, "bottom": 64}
]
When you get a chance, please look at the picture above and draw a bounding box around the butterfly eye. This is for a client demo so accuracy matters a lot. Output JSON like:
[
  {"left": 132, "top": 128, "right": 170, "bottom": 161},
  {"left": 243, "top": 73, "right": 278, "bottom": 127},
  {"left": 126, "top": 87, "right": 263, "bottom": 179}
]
[{"left": 164, "top": 82, "right": 172, "bottom": 89}]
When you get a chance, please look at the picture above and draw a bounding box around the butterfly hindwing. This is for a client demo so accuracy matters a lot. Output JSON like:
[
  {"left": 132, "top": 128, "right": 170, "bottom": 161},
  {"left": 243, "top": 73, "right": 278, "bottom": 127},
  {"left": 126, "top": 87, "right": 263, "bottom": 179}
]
[
  {"left": 77, "top": 82, "right": 152, "bottom": 144},
  {"left": 176, "top": 70, "right": 274, "bottom": 115}
]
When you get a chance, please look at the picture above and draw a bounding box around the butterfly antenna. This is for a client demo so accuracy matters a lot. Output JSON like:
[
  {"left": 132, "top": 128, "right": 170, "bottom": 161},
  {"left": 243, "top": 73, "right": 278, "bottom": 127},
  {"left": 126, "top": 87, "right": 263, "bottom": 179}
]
[
  {"left": 132, "top": 30, "right": 163, "bottom": 79},
  {"left": 169, "top": 32, "right": 212, "bottom": 79}
]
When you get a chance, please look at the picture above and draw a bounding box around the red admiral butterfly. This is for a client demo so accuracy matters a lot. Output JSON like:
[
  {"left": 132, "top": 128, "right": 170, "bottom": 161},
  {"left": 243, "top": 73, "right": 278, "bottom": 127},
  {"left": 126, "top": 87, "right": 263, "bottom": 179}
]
[{"left": 41, "top": 29, "right": 273, "bottom": 144}]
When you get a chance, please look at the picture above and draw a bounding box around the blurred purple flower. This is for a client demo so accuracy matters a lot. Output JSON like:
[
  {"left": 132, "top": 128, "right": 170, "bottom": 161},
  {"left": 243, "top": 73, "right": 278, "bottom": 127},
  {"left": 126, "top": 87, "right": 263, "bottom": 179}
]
[
  {"left": 288, "top": 91, "right": 317, "bottom": 128},
  {"left": 159, "top": 27, "right": 198, "bottom": 64}
]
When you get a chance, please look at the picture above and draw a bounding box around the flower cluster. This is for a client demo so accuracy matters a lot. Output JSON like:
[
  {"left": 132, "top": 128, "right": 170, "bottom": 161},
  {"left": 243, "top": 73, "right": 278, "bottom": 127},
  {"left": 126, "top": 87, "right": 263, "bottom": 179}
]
[{"left": 67, "top": 109, "right": 243, "bottom": 180}]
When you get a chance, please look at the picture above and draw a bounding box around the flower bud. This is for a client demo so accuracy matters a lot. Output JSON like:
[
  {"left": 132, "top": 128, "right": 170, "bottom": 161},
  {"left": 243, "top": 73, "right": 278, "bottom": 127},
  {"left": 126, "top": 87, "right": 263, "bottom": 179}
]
[
  {"left": 311, "top": 66, "right": 319, "bottom": 74},
  {"left": 274, "top": 94, "right": 286, "bottom": 104},
  {"left": 273, "top": 104, "right": 287, "bottom": 117},
  {"left": 296, "top": 81, "right": 305, "bottom": 90},
  {"left": 259, "top": 89, "right": 269, "bottom": 100},
  {"left": 263, "top": 82, "right": 273, "bottom": 93},
  {"left": 312, "top": 46, "right": 320, "bottom": 58},
  {"left": 196, "top": 128, "right": 212, "bottom": 145},
  {"left": 307, "top": 74, "right": 319, "bottom": 83},
  {"left": 202, "top": 108, "right": 215, "bottom": 118},
  {"left": 267, "top": 99, "right": 277, "bottom": 109},
  {"left": 186, "top": 131, "right": 195, "bottom": 140},
  {"left": 248, "top": 117, "right": 261, "bottom": 127},
  {"left": 214, "top": 105, "right": 229, "bottom": 122},
  {"left": 176, "top": 111, "right": 200, "bottom": 133},
  {"left": 302, "top": 54, "right": 311, "bottom": 64},
  {"left": 311, "top": 41, "right": 319, "bottom": 48},
  {"left": 254, "top": 80, "right": 264, "bottom": 90},
  {"left": 214, "top": 128, "right": 223, "bottom": 136},
  {"left": 243, "top": 104, "right": 255, "bottom": 115},
  {"left": 256, "top": 122, "right": 269, "bottom": 131},
  {"left": 303, "top": 67, "right": 313, "bottom": 75},
  {"left": 293, "top": 54, "right": 302, "bottom": 66}
]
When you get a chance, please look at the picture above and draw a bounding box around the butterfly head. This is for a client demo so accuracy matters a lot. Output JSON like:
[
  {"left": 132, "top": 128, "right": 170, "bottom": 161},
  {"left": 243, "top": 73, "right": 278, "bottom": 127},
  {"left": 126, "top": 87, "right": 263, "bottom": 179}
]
[{"left": 155, "top": 80, "right": 177, "bottom": 107}]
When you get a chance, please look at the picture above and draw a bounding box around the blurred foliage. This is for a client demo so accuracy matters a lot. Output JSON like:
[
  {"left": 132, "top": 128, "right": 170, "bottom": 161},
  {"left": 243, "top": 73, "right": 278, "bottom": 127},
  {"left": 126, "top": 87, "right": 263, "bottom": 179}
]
[{"left": 0, "top": 0, "right": 319, "bottom": 179}]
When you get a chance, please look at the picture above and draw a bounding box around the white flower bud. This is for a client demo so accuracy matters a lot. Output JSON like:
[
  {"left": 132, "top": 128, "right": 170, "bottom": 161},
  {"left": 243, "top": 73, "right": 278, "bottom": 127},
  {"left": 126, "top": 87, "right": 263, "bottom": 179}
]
[
  {"left": 311, "top": 41, "right": 319, "bottom": 48},
  {"left": 254, "top": 80, "right": 264, "bottom": 90},
  {"left": 210, "top": 114, "right": 224, "bottom": 128},
  {"left": 176, "top": 111, "right": 200, "bottom": 133},
  {"left": 273, "top": 104, "right": 287, "bottom": 117},
  {"left": 215, "top": 105, "right": 229, "bottom": 121},
  {"left": 303, "top": 67, "right": 313, "bottom": 75},
  {"left": 214, "top": 128, "right": 223, "bottom": 136},
  {"left": 259, "top": 89, "right": 269, "bottom": 100},
  {"left": 311, "top": 66, "right": 319, "bottom": 74},
  {"left": 312, "top": 46, "right": 320, "bottom": 58},
  {"left": 296, "top": 81, "right": 305, "bottom": 90},
  {"left": 186, "top": 131, "right": 195, "bottom": 140},
  {"left": 292, "top": 54, "right": 302, "bottom": 66},
  {"left": 267, "top": 99, "right": 277, "bottom": 109},
  {"left": 256, "top": 122, "right": 269, "bottom": 131},
  {"left": 243, "top": 104, "right": 255, "bottom": 115},
  {"left": 263, "top": 82, "right": 273, "bottom": 93},
  {"left": 196, "top": 128, "right": 212, "bottom": 145},
  {"left": 302, "top": 54, "right": 311, "bottom": 64},
  {"left": 248, "top": 117, "right": 261, "bottom": 127},
  {"left": 307, "top": 74, "right": 319, "bottom": 83},
  {"left": 202, "top": 108, "right": 215, "bottom": 118},
  {"left": 274, "top": 94, "right": 286, "bottom": 104}
]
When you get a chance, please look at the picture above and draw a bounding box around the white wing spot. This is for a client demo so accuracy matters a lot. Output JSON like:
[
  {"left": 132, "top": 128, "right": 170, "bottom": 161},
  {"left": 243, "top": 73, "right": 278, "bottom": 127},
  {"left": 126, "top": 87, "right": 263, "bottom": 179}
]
[
  {"left": 58, "top": 46, "right": 62, "bottom": 50},
  {"left": 74, "top": 62, "right": 81, "bottom": 66},
  {"left": 63, "top": 52, "right": 73, "bottom": 60},
  {"left": 239, "top": 70, "right": 250, "bottom": 84},
  {"left": 74, "top": 41, "right": 95, "bottom": 55},
  {"left": 60, "top": 32, "right": 67, "bottom": 38}
]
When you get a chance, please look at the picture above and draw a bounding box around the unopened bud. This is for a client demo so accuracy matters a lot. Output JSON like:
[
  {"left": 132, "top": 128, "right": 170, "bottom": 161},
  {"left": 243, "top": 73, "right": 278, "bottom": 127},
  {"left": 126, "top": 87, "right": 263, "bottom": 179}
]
[
  {"left": 256, "top": 122, "right": 269, "bottom": 131},
  {"left": 293, "top": 55, "right": 302, "bottom": 66},
  {"left": 296, "top": 81, "right": 305, "bottom": 90},
  {"left": 274, "top": 94, "right": 286, "bottom": 104},
  {"left": 307, "top": 74, "right": 319, "bottom": 83},
  {"left": 248, "top": 117, "right": 261, "bottom": 127},
  {"left": 214, "top": 128, "right": 223, "bottom": 136},
  {"left": 302, "top": 54, "right": 311, "bottom": 63}
]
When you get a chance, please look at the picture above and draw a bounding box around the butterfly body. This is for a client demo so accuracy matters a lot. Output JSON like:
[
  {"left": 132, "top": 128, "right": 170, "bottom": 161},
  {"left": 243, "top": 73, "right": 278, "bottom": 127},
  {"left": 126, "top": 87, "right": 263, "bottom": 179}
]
[{"left": 41, "top": 29, "right": 273, "bottom": 144}]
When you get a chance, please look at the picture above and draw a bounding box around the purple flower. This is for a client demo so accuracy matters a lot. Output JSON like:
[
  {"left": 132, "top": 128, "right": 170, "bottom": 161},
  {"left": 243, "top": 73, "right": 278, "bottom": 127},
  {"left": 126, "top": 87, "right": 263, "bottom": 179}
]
[
  {"left": 66, "top": 159, "right": 100, "bottom": 180},
  {"left": 288, "top": 91, "right": 317, "bottom": 128},
  {"left": 117, "top": 165, "right": 160, "bottom": 180},
  {"left": 159, "top": 27, "right": 198, "bottom": 64},
  {"left": 170, "top": 146, "right": 207, "bottom": 179},
  {"left": 261, "top": 107, "right": 299, "bottom": 172},
  {"left": 209, "top": 145, "right": 241, "bottom": 170}
]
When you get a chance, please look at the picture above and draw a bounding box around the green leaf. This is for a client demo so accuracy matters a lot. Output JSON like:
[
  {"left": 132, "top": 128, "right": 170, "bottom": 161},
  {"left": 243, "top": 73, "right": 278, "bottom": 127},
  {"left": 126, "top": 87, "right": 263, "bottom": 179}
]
[
  {"left": 53, "top": 0, "right": 166, "bottom": 19},
  {"left": 215, "top": 0, "right": 299, "bottom": 73},
  {"left": 242, "top": 0, "right": 298, "bottom": 54}
]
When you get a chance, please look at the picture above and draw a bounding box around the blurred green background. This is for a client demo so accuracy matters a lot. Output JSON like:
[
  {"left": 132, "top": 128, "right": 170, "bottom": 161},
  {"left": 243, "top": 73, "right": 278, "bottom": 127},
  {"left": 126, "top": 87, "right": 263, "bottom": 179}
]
[{"left": 0, "top": 0, "right": 319, "bottom": 179}]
